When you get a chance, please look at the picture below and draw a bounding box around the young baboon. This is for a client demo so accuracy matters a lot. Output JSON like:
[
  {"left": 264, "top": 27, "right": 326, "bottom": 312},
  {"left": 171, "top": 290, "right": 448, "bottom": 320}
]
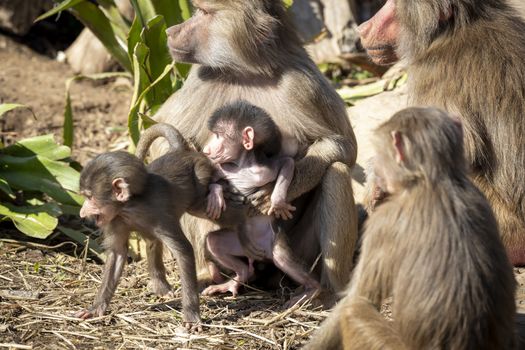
[
  {"left": 202, "top": 101, "right": 320, "bottom": 303},
  {"left": 358, "top": 0, "right": 525, "bottom": 265},
  {"left": 304, "top": 107, "right": 516, "bottom": 350},
  {"left": 76, "top": 145, "right": 209, "bottom": 329},
  {"left": 153, "top": 0, "right": 358, "bottom": 296}
]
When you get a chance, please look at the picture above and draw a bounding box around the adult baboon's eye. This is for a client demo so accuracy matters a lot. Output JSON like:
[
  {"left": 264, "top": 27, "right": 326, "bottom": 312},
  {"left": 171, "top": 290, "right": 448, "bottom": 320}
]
[{"left": 196, "top": 7, "right": 209, "bottom": 16}]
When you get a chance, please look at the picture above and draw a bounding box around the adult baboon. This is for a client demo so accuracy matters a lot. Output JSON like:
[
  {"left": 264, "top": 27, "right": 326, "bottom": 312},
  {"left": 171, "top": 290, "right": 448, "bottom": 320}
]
[
  {"left": 151, "top": 0, "right": 358, "bottom": 295},
  {"left": 358, "top": 0, "right": 525, "bottom": 265},
  {"left": 304, "top": 107, "right": 516, "bottom": 350}
]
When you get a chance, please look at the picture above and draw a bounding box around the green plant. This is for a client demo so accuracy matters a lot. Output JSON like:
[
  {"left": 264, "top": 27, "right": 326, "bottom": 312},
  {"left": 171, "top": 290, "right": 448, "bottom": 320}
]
[
  {"left": 0, "top": 104, "right": 82, "bottom": 238},
  {"left": 37, "top": 0, "right": 193, "bottom": 146}
]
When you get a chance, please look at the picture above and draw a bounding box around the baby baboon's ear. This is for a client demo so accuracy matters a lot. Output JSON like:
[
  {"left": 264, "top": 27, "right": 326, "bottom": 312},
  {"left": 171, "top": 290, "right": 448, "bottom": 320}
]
[{"left": 112, "top": 178, "right": 131, "bottom": 202}]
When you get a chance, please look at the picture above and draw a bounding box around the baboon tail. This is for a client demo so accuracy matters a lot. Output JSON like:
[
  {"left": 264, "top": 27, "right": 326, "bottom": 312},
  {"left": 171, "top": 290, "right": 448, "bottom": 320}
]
[{"left": 135, "top": 123, "right": 189, "bottom": 161}]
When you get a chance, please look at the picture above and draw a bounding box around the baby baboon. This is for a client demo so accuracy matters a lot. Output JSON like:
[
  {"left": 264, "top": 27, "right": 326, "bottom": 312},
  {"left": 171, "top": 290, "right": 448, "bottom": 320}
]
[
  {"left": 202, "top": 101, "right": 320, "bottom": 304},
  {"left": 358, "top": 0, "right": 525, "bottom": 265},
  {"left": 76, "top": 145, "right": 208, "bottom": 329},
  {"left": 305, "top": 107, "right": 516, "bottom": 350}
]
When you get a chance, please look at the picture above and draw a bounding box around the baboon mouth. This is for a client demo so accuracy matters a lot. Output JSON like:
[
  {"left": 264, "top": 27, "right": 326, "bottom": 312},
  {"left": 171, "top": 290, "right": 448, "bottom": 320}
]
[
  {"left": 169, "top": 47, "right": 190, "bottom": 55},
  {"left": 94, "top": 214, "right": 103, "bottom": 226},
  {"left": 365, "top": 47, "right": 398, "bottom": 65}
]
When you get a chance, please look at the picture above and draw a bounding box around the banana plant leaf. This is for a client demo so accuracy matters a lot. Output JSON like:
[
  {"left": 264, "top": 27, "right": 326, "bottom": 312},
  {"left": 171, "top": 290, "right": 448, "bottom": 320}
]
[
  {"left": 35, "top": 0, "right": 83, "bottom": 21},
  {"left": 0, "top": 154, "right": 83, "bottom": 206},
  {"left": 0, "top": 202, "right": 60, "bottom": 239},
  {"left": 149, "top": 0, "right": 190, "bottom": 26},
  {"left": 178, "top": 0, "right": 192, "bottom": 20},
  {"left": 128, "top": 42, "right": 151, "bottom": 144},
  {"left": 96, "top": 0, "right": 131, "bottom": 40},
  {"left": 0, "top": 178, "right": 15, "bottom": 199},
  {"left": 141, "top": 15, "right": 172, "bottom": 108},
  {"left": 337, "top": 73, "right": 407, "bottom": 104},
  {"left": 0, "top": 103, "right": 35, "bottom": 119},
  {"left": 128, "top": 60, "right": 175, "bottom": 144},
  {"left": 2, "top": 135, "right": 71, "bottom": 160}
]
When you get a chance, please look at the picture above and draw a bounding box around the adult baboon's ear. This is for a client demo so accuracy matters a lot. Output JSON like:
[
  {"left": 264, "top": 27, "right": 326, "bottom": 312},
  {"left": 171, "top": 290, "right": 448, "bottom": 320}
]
[{"left": 112, "top": 178, "right": 131, "bottom": 202}]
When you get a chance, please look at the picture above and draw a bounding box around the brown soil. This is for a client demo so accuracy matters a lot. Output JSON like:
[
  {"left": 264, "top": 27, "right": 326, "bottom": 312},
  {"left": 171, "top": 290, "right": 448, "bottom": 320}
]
[{"left": 0, "top": 33, "right": 131, "bottom": 166}]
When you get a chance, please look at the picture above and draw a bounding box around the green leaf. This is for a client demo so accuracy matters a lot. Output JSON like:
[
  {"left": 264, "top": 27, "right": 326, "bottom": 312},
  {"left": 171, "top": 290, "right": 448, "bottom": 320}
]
[
  {"left": 0, "top": 202, "right": 59, "bottom": 239},
  {"left": 127, "top": 16, "right": 142, "bottom": 67},
  {"left": 0, "top": 155, "right": 83, "bottom": 206},
  {"left": 128, "top": 61, "right": 175, "bottom": 144},
  {"left": 96, "top": 0, "right": 130, "bottom": 42},
  {"left": 337, "top": 80, "right": 388, "bottom": 103},
  {"left": 128, "top": 43, "right": 151, "bottom": 144},
  {"left": 1, "top": 135, "right": 71, "bottom": 160},
  {"left": 337, "top": 73, "right": 407, "bottom": 104},
  {"left": 132, "top": 0, "right": 156, "bottom": 25},
  {"left": 59, "top": 203, "right": 82, "bottom": 216},
  {"left": 64, "top": 79, "right": 74, "bottom": 149},
  {"left": 150, "top": 0, "right": 184, "bottom": 27},
  {"left": 179, "top": 0, "right": 192, "bottom": 20},
  {"left": 69, "top": 1, "right": 132, "bottom": 71},
  {"left": 35, "top": 0, "right": 84, "bottom": 22},
  {"left": 0, "top": 178, "right": 15, "bottom": 199},
  {"left": 57, "top": 226, "right": 106, "bottom": 261},
  {"left": 141, "top": 15, "right": 173, "bottom": 105},
  {"left": 0, "top": 103, "right": 35, "bottom": 119}
]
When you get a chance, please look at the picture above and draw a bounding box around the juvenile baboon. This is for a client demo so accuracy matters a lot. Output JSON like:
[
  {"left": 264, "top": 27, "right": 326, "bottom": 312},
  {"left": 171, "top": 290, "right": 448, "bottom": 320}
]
[
  {"left": 152, "top": 0, "right": 358, "bottom": 296},
  {"left": 76, "top": 148, "right": 206, "bottom": 329},
  {"left": 202, "top": 101, "right": 320, "bottom": 304},
  {"left": 358, "top": 0, "right": 525, "bottom": 265},
  {"left": 304, "top": 107, "right": 517, "bottom": 350}
]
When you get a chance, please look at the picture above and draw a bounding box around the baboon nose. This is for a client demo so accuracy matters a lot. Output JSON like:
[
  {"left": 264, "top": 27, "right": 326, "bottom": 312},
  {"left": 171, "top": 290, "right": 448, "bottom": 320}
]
[
  {"left": 357, "top": 21, "right": 369, "bottom": 37},
  {"left": 166, "top": 25, "right": 180, "bottom": 37}
]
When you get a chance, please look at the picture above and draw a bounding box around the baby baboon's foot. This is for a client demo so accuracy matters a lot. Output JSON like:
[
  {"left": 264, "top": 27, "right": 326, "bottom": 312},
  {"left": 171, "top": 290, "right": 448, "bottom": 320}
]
[{"left": 202, "top": 279, "right": 240, "bottom": 297}]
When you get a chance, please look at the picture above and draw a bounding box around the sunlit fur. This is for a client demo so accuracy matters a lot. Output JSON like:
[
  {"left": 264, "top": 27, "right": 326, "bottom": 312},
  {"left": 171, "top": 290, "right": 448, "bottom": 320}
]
[
  {"left": 156, "top": 0, "right": 358, "bottom": 294},
  {"left": 305, "top": 108, "right": 516, "bottom": 350},
  {"left": 396, "top": 0, "right": 525, "bottom": 263}
]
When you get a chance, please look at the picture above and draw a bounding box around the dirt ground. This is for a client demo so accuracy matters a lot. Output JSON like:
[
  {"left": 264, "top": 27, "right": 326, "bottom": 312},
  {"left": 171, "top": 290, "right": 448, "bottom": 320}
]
[
  {"left": 1, "top": 31, "right": 525, "bottom": 349},
  {"left": 0, "top": 33, "right": 131, "bottom": 166}
]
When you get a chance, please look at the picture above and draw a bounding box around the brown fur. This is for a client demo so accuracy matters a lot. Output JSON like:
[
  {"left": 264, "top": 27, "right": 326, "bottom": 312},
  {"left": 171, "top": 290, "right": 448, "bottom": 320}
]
[
  {"left": 305, "top": 107, "right": 516, "bottom": 350},
  {"left": 360, "top": 0, "right": 525, "bottom": 265},
  {"left": 153, "top": 0, "right": 358, "bottom": 294},
  {"left": 77, "top": 149, "right": 205, "bottom": 328}
]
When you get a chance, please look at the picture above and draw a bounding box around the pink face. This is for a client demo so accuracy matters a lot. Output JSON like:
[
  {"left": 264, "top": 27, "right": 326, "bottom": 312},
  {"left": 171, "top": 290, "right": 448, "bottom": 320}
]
[
  {"left": 357, "top": 0, "right": 400, "bottom": 65},
  {"left": 79, "top": 193, "right": 118, "bottom": 227},
  {"left": 166, "top": 5, "right": 211, "bottom": 64},
  {"left": 202, "top": 130, "right": 242, "bottom": 164}
]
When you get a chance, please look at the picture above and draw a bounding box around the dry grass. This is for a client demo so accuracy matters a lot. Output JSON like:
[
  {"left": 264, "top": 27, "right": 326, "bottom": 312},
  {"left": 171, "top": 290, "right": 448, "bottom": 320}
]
[
  {"left": 0, "top": 239, "right": 328, "bottom": 349},
  {"left": 3, "top": 235, "right": 525, "bottom": 350}
]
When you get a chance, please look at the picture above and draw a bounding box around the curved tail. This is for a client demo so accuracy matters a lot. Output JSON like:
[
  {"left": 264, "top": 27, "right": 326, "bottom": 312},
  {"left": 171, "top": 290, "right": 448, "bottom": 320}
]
[{"left": 135, "top": 123, "right": 189, "bottom": 161}]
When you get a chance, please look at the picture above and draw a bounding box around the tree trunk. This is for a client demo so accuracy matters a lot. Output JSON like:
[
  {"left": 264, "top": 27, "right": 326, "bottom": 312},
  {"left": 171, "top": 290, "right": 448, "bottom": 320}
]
[{"left": 290, "top": 0, "right": 383, "bottom": 64}]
